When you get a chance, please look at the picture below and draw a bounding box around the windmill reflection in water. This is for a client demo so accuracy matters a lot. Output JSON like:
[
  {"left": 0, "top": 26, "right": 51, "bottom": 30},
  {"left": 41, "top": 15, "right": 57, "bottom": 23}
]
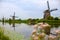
[{"left": 10, "top": 12, "right": 18, "bottom": 31}]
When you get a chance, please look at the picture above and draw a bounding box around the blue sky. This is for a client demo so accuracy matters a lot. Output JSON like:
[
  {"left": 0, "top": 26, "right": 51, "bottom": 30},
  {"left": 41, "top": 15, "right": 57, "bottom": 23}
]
[{"left": 0, "top": 0, "right": 60, "bottom": 19}]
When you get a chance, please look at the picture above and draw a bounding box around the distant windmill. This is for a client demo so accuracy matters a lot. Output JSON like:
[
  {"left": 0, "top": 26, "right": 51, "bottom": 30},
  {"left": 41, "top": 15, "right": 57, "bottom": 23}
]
[
  {"left": 10, "top": 12, "right": 18, "bottom": 30},
  {"left": 44, "top": 1, "right": 58, "bottom": 19},
  {"left": 2, "top": 16, "right": 5, "bottom": 25}
]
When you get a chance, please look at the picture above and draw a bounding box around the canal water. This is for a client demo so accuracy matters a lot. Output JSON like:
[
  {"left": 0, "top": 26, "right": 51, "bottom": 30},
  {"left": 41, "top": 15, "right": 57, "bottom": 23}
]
[
  {"left": 0, "top": 22, "right": 34, "bottom": 40},
  {"left": 0, "top": 22, "right": 60, "bottom": 40}
]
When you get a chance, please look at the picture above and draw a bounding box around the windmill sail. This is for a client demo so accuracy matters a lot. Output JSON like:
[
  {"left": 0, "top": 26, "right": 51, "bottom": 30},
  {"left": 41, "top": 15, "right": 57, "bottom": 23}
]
[
  {"left": 14, "top": 12, "right": 15, "bottom": 16},
  {"left": 43, "top": 1, "right": 58, "bottom": 19},
  {"left": 43, "top": 1, "right": 51, "bottom": 19},
  {"left": 47, "top": 1, "right": 50, "bottom": 11},
  {"left": 50, "top": 9, "right": 58, "bottom": 12}
]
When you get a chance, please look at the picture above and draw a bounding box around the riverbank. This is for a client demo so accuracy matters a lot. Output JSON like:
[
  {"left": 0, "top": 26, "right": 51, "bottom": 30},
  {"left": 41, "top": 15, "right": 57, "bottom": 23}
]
[
  {"left": 1, "top": 19, "right": 60, "bottom": 25},
  {"left": 0, "top": 27, "right": 24, "bottom": 40}
]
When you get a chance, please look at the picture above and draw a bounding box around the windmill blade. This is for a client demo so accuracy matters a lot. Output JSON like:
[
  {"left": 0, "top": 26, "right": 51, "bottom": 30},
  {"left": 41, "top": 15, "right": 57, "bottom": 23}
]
[
  {"left": 10, "top": 15, "right": 18, "bottom": 18},
  {"left": 47, "top": 1, "right": 50, "bottom": 11},
  {"left": 14, "top": 12, "right": 15, "bottom": 16},
  {"left": 15, "top": 16, "right": 18, "bottom": 18},
  {"left": 10, "top": 12, "right": 18, "bottom": 18},
  {"left": 50, "top": 9, "right": 58, "bottom": 12},
  {"left": 13, "top": 12, "right": 18, "bottom": 18}
]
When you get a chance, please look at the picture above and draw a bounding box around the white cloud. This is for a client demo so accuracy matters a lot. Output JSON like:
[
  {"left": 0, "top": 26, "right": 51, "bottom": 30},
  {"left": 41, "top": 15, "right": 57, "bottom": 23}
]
[
  {"left": 0, "top": 2, "right": 29, "bottom": 19},
  {"left": 0, "top": 0, "right": 60, "bottom": 19},
  {"left": 0, "top": 2, "right": 18, "bottom": 15}
]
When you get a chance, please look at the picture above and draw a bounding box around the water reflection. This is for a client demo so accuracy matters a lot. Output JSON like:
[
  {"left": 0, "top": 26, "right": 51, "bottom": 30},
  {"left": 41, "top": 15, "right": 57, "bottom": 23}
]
[
  {"left": 0, "top": 22, "right": 34, "bottom": 39},
  {"left": 0, "top": 22, "right": 60, "bottom": 40},
  {"left": 9, "top": 18, "right": 12, "bottom": 25},
  {"left": 2, "top": 16, "right": 5, "bottom": 25}
]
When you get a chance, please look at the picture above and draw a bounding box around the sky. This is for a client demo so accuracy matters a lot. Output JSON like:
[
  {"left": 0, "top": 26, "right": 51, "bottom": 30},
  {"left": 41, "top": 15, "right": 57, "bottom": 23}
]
[{"left": 0, "top": 0, "right": 60, "bottom": 19}]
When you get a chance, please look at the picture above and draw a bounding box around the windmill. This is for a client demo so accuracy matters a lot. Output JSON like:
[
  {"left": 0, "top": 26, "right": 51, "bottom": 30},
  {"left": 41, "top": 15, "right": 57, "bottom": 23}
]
[
  {"left": 2, "top": 16, "right": 5, "bottom": 25},
  {"left": 10, "top": 12, "right": 18, "bottom": 30},
  {"left": 44, "top": 1, "right": 58, "bottom": 19}
]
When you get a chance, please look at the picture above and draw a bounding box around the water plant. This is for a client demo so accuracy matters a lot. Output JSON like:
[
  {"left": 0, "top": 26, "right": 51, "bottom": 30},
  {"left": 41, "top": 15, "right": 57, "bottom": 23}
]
[
  {"left": 0, "top": 27, "right": 10, "bottom": 40},
  {"left": 0, "top": 27, "right": 24, "bottom": 40}
]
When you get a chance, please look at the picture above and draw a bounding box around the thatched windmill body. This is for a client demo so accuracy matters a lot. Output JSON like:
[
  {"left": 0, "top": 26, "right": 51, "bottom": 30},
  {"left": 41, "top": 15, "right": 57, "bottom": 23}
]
[{"left": 44, "top": 1, "right": 58, "bottom": 19}]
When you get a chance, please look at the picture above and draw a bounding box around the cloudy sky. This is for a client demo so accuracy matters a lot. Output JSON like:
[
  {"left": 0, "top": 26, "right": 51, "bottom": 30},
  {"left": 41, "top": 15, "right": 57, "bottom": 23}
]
[{"left": 0, "top": 0, "right": 60, "bottom": 19}]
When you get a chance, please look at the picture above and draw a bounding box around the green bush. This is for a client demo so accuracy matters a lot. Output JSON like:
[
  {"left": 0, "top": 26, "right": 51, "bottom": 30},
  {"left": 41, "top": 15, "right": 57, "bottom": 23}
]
[{"left": 0, "top": 27, "right": 10, "bottom": 40}]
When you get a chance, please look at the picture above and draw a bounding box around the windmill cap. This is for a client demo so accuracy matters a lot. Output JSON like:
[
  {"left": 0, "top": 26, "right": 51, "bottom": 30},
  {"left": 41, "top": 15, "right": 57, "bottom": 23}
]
[{"left": 44, "top": 10, "right": 50, "bottom": 13}]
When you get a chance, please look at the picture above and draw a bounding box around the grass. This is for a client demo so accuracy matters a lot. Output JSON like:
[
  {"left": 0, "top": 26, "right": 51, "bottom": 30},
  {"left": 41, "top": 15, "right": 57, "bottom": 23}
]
[
  {"left": 0, "top": 27, "right": 10, "bottom": 40},
  {"left": 0, "top": 27, "right": 24, "bottom": 40}
]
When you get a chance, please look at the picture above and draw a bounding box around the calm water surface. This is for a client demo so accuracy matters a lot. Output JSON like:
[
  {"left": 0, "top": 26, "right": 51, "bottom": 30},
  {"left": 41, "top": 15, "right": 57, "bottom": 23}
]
[
  {"left": 0, "top": 22, "right": 34, "bottom": 40},
  {"left": 0, "top": 22, "right": 60, "bottom": 40}
]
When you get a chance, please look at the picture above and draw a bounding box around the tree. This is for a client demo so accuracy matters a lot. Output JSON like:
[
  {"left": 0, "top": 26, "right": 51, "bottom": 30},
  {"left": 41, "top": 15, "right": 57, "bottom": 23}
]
[
  {"left": 54, "top": 17, "right": 59, "bottom": 20},
  {"left": 47, "top": 16, "right": 54, "bottom": 20}
]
